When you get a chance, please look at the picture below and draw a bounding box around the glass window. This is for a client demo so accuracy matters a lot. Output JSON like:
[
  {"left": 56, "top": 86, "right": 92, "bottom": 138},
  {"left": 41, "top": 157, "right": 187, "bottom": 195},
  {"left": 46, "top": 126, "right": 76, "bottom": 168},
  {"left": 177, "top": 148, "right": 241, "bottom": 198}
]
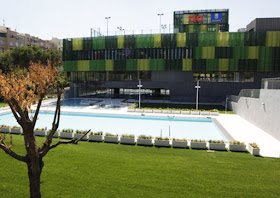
[
  {"left": 0, "top": 40, "right": 4, "bottom": 45},
  {"left": 21, "top": 43, "right": 24, "bottom": 46},
  {"left": 16, "top": 42, "right": 19, "bottom": 46},
  {"left": 10, "top": 41, "right": 13, "bottom": 46}
]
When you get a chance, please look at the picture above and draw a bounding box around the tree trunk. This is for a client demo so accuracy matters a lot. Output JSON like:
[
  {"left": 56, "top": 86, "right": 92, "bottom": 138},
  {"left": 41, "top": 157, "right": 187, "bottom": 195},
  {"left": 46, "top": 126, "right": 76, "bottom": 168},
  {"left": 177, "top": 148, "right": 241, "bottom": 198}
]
[
  {"left": 27, "top": 159, "right": 42, "bottom": 198},
  {"left": 24, "top": 125, "right": 44, "bottom": 198}
]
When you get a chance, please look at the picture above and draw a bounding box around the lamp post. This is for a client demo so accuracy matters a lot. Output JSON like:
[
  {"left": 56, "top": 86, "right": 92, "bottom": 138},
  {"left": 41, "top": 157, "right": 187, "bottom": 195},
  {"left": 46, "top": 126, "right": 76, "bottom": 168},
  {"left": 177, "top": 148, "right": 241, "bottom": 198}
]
[
  {"left": 117, "top": 26, "right": 124, "bottom": 35},
  {"left": 161, "top": 24, "right": 167, "bottom": 33},
  {"left": 137, "top": 79, "right": 142, "bottom": 108},
  {"left": 195, "top": 80, "right": 201, "bottom": 110},
  {"left": 105, "top": 17, "right": 111, "bottom": 36},
  {"left": 157, "top": 13, "right": 164, "bottom": 33},
  {"left": 225, "top": 97, "right": 228, "bottom": 112}
]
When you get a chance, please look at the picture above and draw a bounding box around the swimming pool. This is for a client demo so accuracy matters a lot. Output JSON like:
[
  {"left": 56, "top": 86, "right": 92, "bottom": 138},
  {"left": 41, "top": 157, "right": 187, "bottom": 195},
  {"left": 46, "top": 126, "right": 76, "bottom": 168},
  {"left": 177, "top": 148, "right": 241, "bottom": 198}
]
[{"left": 0, "top": 111, "right": 227, "bottom": 141}]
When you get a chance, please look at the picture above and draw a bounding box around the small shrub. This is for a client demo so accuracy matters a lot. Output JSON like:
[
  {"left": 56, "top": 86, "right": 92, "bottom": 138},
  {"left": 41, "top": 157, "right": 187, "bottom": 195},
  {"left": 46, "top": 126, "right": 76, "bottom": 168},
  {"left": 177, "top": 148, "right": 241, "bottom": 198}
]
[
  {"left": 230, "top": 141, "right": 245, "bottom": 145},
  {"left": 173, "top": 138, "right": 187, "bottom": 142},
  {"left": 93, "top": 131, "right": 103, "bottom": 136},
  {"left": 191, "top": 139, "right": 205, "bottom": 143},
  {"left": 155, "top": 137, "right": 169, "bottom": 140},
  {"left": 121, "top": 134, "right": 135, "bottom": 138},
  {"left": 105, "top": 132, "right": 118, "bottom": 137},
  {"left": 249, "top": 142, "right": 259, "bottom": 149},
  {"left": 61, "top": 129, "right": 74, "bottom": 133},
  {"left": 138, "top": 135, "right": 152, "bottom": 139}
]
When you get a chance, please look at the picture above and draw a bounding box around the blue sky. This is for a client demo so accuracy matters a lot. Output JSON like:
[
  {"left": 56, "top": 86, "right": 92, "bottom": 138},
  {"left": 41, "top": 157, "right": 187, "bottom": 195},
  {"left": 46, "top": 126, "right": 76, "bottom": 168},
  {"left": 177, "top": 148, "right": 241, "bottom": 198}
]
[{"left": 1, "top": 0, "right": 279, "bottom": 40}]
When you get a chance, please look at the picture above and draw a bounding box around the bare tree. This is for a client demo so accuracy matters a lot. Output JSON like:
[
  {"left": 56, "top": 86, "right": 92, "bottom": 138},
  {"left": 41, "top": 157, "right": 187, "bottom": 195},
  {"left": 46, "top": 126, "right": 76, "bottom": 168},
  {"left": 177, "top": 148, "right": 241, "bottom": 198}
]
[{"left": 0, "top": 62, "right": 89, "bottom": 198}]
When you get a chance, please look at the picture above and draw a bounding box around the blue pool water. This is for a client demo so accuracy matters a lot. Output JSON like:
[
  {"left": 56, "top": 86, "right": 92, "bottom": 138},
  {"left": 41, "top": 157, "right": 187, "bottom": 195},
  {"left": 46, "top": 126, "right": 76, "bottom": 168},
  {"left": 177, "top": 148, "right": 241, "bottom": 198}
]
[{"left": 0, "top": 111, "right": 227, "bottom": 141}]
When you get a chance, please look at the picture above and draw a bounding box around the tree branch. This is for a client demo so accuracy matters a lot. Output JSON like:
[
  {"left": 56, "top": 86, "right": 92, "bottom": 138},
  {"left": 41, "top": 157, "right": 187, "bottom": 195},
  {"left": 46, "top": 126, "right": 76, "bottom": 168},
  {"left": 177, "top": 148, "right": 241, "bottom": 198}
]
[
  {"left": 7, "top": 101, "right": 21, "bottom": 125},
  {"left": 0, "top": 136, "right": 27, "bottom": 163},
  {"left": 40, "top": 130, "right": 90, "bottom": 158},
  {"left": 49, "top": 130, "right": 91, "bottom": 150},
  {"left": 10, "top": 98, "right": 26, "bottom": 120},
  {"left": 32, "top": 94, "right": 44, "bottom": 128}
]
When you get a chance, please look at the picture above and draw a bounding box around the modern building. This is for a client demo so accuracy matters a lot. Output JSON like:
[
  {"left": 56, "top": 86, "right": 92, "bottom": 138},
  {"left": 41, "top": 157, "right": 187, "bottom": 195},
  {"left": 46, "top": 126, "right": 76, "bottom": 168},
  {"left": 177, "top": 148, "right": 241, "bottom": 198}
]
[
  {"left": 247, "top": 18, "right": 280, "bottom": 32},
  {"left": 0, "top": 25, "right": 62, "bottom": 52},
  {"left": 63, "top": 9, "right": 280, "bottom": 103}
]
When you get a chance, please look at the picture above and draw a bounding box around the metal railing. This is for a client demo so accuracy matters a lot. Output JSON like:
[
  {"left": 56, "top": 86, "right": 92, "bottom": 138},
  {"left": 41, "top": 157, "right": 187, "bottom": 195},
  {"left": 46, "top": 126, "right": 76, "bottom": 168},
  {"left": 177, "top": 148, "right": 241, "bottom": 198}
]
[{"left": 261, "top": 77, "right": 280, "bottom": 89}]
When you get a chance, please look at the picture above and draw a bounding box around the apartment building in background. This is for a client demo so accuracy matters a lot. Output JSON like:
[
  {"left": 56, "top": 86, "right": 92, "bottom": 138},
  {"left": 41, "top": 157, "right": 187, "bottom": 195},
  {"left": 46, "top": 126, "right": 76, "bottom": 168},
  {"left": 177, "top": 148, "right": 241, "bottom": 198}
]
[{"left": 0, "top": 25, "right": 62, "bottom": 52}]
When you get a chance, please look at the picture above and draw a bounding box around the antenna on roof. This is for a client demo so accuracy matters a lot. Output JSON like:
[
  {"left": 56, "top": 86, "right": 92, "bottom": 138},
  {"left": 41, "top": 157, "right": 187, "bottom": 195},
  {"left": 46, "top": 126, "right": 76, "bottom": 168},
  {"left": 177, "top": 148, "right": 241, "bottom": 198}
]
[{"left": 3, "top": 18, "right": 5, "bottom": 26}]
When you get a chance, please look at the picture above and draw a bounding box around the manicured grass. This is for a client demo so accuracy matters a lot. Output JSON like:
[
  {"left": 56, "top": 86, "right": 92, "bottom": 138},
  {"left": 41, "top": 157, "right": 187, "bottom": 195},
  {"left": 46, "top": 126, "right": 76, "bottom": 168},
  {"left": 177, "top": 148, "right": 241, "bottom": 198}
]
[
  {"left": 0, "top": 101, "right": 8, "bottom": 108},
  {"left": 138, "top": 103, "right": 234, "bottom": 114},
  {"left": 1, "top": 135, "right": 279, "bottom": 197}
]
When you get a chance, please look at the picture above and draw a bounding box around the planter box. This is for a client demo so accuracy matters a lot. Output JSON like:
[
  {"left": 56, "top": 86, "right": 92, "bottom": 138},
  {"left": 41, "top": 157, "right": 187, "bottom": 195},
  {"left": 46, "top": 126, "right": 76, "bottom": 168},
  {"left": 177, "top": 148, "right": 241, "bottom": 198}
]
[
  {"left": 34, "top": 130, "right": 46, "bottom": 136},
  {"left": 88, "top": 135, "right": 103, "bottom": 142},
  {"left": 191, "top": 111, "right": 200, "bottom": 115},
  {"left": 46, "top": 131, "right": 59, "bottom": 138},
  {"left": 210, "top": 112, "right": 219, "bottom": 116},
  {"left": 200, "top": 111, "right": 210, "bottom": 116},
  {"left": 181, "top": 111, "right": 190, "bottom": 115},
  {"left": 10, "top": 128, "right": 22, "bottom": 134},
  {"left": 144, "top": 109, "right": 153, "bottom": 113},
  {"left": 60, "top": 132, "right": 73, "bottom": 139},
  {"left": 172, "top": 110, "right": 181, "bottom": 114},
  {"left": 135, "top": 109, "right": 144, "bottom": 113},
  {"left": 0, "top": 127, "right": 11, "bottom": 133},
  {"left": 155, "top": 140, "right": 170, "bottom": 147},
  {"left": 162, "top": 110, "right": 171, "bottom": 114},
  {"left": 153, "top": 110, "right": 162, "bottom": 114},
  {"left": 137, "top": 139, "right": 153, "bottom": 146},
  {"left": 172, "top": 141, "right": 188, "bottom": 148},
  {"left": 248, "top": 144, "right": 260, "bottom": 156},
  {"left": 190, "top": 142, "right": 207, "bottom": 150},
  {"left": 74, "top": 133, "right": 88, "bottom": 141},
  {"left": 104, "top": 136, "right": 119, "bottom": 143},
  {"left": 208, "top": 143, "right": 226, "bottom": 151},
  {"left": 127, "top": 108, "right": 135, "bottom": 112},
  {"left": 229, "top": 144, "right": 246, "bottom": 152},
  {"left": 120, "top": 137, "right": 135, "bottom": 145}
]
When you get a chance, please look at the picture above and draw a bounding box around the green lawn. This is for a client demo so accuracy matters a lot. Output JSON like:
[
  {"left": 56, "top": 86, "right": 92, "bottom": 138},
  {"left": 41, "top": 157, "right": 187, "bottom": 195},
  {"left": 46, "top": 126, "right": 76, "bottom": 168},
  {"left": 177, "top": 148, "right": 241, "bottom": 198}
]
[
  {"left": 0, "top": 135, "right": 279, "bottom": 197},
  {"left": 138, "top": 103, "right": 234, "bottom": 114}
]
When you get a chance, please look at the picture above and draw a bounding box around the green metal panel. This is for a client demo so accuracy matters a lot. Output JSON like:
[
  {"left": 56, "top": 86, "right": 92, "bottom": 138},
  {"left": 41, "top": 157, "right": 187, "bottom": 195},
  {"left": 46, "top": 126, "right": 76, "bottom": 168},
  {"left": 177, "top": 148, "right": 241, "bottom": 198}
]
[
  {"left": 186, "top": 33, "right": 198, "bottom": 47},
  {"left": 77, "top": 60, "right": 89, "bottom": 71},
  {"left": 105, "top": 60, "right": 114, "bottom": 71},
  {"left": 194, "top": 47, "right": 201, "bottom": 59},
  {"left": 63, "top": 61, "right": 78, "bottom": 71},
  {"left": 193, "top": 59, "right": 206, "bottom": 71},
  {"left": 233, "top": 47, "right": 248, "bottom": 59},
  {"left": 238, "top": 59, "right": 258, "bottom": 72},
  {"left": 72, "top": 38, "right": 83, "bottom": 51},
  {"left": 114, "top": 60, "right": 126, "bottom": 71},
  {"left": 89, "top": 60, "right": 105, "bottom": 71},
  {"left": 217, "top": 32, "right": 229, "bottom": 47},
  {"left": 206, "top": 59, "right": 218, "bottom": 71},
  {"left": 202, "top": 47, "right": 215, "bottom": 59},
  {"left": 272, "top": 47, "right": 280, "bottom": 72},
  {"left": 229, "top": 32, "right": 244, "bottom": 47},
  {"left": 198, "top": 32, "right": 217, "bottom": 46},
  {"left": 83, "top": 38, "right": 92, "bottom": 50},
  {"left": 105, "top": 36, "right": 117, "bottom": 49},
  {"left": 248, "top": 46, "right": 259, "bottom": 59},
  {"left": 229, "top": 59, "right": 239, "bottom": 71},
  {"left": 63, "top": 39, "right": 72, "bottom": 52},
  {"left": 176, "top": 33, "right": 186, "bottom": 47},
  {"left": 147, "top": 34, "right": 155, "bottom": 48},
  {"left": 126, "top": 59, "right": 137, "bottom": 71},
  {"left": 215, "top": 47, "right": 233, "bottom": 59},
  {"left": 161, "top": 34, "right": 176, "bottom": 48},
  {"left": 266, "top": 32, "right": 280, "bottom": 47},
  {"left": 244, "top": 32, "right": 266, "bottom": 46},
  {"left": 137, "top": 59, "right": 150, "bottom": 71},
  {"left": 182, "top": 59, "right": 192, "bottom": 71},
  {"left": 124, "top": 35, "right": 135, "bottom": 48},
  {"left": 154, "top": 34, "right": 161, "bottom": 48},
  {"left": 150, "top": 59, "right": 165, "bottom": 71},
  {"left": 165, "top": 59, "right": 182, "bottom": 71},
  {"left": 218, "top": 59, "right": 229, "bottom": 71},
  {"left": 118, "top": 36, "right": 124, "bottom": 49}
]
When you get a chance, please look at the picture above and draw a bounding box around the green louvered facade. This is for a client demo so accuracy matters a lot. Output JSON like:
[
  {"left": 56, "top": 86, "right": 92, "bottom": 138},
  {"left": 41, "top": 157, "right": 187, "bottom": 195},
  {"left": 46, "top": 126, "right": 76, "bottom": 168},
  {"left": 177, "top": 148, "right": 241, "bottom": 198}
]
[{"left": 63, "top": 31, "right": 280, "bottom": 73}]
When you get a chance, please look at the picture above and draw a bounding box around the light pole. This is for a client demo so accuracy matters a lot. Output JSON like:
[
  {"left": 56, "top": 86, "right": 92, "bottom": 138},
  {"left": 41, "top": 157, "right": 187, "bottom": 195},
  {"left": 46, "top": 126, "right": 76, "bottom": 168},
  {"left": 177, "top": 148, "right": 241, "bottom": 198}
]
[
  {"left": 195, "top": 80, "right": 201, "bottom": 110},
  {"left": 105, "top": 17, "right": 111, "bottom": 36},
  {"left": 161, "top": 24, "right": 167, "bottom": 33},
  {"left": 137, "top": 79, "right": 142, "bottom": 108},
  {"left": 117, "top": 26, "right": 124, "bottom": 35},
  {"left": 157, "top": 13, "right": 164, "bottom": 33},
  {"left": 225, "top": 97, "right": 228, "bottom": 112}
]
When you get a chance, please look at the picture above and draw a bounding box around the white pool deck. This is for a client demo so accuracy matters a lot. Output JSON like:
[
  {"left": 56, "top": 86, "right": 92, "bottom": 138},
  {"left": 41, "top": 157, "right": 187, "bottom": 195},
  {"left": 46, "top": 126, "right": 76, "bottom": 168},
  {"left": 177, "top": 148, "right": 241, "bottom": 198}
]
[{"left": 1, "top": 98, "right": 280, "bottom": 158}]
